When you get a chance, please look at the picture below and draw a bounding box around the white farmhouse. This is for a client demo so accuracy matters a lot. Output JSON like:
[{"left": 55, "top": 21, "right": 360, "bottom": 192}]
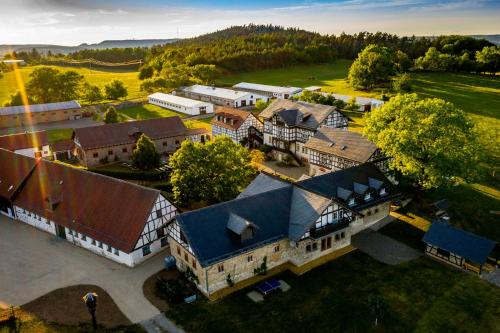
[
  {"left": 0, "top": 131, "right": 51, "bottom": 158},
  {"left": 1, "top": 149, "right": 178, "bottom": 267},
  {"left": 148, "top": 92, "right": 214, "bottom": 116},
  {"left": 180, "top": 85, "right": 269, "bottom": 108},
  {"left": 233, "top": 82, "right": 302, "bottom": 99}
]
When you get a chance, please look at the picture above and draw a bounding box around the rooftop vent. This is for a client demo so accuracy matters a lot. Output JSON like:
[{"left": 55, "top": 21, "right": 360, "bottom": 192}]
[{"left": 227, "top": 213, "right": 258, "bottom": 242}]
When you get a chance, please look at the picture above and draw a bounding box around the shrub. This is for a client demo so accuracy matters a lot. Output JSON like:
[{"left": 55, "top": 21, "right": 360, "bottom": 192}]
[
  {"left": 392, "top": 73, "right": 412, "bottom": 93},
  {"left": 155, "top": 277, "right": 184, "bottom": 304}
]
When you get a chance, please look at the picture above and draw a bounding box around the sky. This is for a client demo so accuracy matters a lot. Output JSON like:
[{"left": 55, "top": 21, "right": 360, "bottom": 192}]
[{"left": 1, "top": 0, "right": 499, "bottom": 45}]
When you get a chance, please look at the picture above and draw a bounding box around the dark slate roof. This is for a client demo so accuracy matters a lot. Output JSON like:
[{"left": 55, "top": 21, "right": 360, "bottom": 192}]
[
  {"left": 259, "top": 99, "right": 339, "bottom": 130},
  {"left": 423, "top": 223, "right": 496, "bottom": 265},
  {"left": 297, "top": 163, "right": 399, "bottom": 210},
  {"left": 237, "top": 173, "right": 290, "bottom": 199},
  {"left": 176, "top": 187, "right": 293, "bottom": 267}
]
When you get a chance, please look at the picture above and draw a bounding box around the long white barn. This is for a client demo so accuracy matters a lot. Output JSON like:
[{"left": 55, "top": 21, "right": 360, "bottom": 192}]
[
  {"left": 148, "top": 92, "right": 214, "bottom": 116},
  {"left": 233, "top": 82, "right": 302, "bottom": 99},
  {"left": 180, "top": 85, "right": 269, "bottom": 108}
]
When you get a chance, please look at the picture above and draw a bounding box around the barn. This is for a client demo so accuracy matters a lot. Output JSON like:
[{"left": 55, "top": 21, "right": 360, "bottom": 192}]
[{"left": 148, "top": 92, "right": 214, "bottom": 116}]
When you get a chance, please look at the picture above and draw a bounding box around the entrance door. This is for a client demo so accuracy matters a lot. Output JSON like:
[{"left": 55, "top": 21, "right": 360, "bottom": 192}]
[
  {"left": 241, "top": 100, "right": 247, "bottom": 107},
  {"left": 56, "top": 225, "right": 66, "bottom": 239}
]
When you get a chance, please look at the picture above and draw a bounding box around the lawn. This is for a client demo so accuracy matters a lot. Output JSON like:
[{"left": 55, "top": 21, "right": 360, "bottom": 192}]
[
  {"left": 0, "top": 65, "right": 144, "bottom": 105},
  {"left": 165, "top": 252, "right": 500, "bottom": 333},
  {"left": 117, "top": 104, "right": 187, "bottom": 122},
  {"left": 46, "top": 128, "right": 74, "bottom": 143}
]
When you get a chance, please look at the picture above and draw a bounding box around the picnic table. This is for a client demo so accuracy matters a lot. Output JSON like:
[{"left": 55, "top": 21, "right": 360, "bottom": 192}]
[{"left": 256, "top": 279, "right": 281, "bottom": 295}]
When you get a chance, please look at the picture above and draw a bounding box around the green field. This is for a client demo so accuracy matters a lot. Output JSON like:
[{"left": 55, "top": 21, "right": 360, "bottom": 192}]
[
  {"left": 166, "top": 252, "right": 500, "bottom": 333},
  {"left": 116, "top": 104, "right": 187, "bottom": 121},
  {"left": 0, "top": 65, "right": 144, "bottom": 105}
]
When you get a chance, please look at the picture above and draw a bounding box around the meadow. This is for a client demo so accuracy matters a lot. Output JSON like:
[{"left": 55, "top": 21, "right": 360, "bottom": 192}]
[{"left": 0, "top": 65, "right": 144, "bottom": 105}]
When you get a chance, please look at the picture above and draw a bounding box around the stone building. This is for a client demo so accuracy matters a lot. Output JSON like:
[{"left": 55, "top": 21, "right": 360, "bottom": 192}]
[
  {"left": 167, "top": 163, "right": 399, "bottom": 298},
  {"left": 73, "top": 116, "right": 208, "bottom": 167},
  {"left": 0, "top": 101, "right": 82, "bottom": 128}
]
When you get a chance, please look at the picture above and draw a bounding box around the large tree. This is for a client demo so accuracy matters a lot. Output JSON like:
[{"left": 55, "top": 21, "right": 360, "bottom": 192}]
[
  {"left": 363, "top": 94, "right": 479, "bottom": 189},
  {"left": 169, "top": 136, "right": 255, "bottom": 205},
  {"left": 132, "top": 134, "right": 161, "bottom": 170},
  {"left": 475, "top": 46, "right": 500, "bottom": 74},
  {"left": 348, "top": 44, "right": 396, "bottom": 90},
  {"left": 104, "top": 80, "right": 128, "bottom": 100},
  {"left": 103, "top": 106, "right": 119, "bottom": 124}
]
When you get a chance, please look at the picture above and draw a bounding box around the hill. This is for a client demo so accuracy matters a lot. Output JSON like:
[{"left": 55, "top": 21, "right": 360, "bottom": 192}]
[{"left": 0, "top": 39, "right": 179, "bottom": 56}]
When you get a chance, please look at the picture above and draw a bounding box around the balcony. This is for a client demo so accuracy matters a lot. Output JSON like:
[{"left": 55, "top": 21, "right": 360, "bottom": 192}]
[{"left": 310, "top": 218, "right": 351, "bottom": 239}]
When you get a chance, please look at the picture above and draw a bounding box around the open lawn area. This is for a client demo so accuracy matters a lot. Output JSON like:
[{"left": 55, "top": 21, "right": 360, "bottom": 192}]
[
  {"left": 117, "top": 104, "right": 187, "bottom": 122},
  {"left": 0, "top": 65, "right": 144, "bottom": 105},
  {"left": 165, "top": 252, "right": 500, "bottom": 333},
  {"left": 46, "top": 128, "right": 74, "bottom": 143}
]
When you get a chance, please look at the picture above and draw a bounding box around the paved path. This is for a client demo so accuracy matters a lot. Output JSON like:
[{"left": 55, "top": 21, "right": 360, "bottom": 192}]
[
  {"left": 141, "top": 313, "right": 186, "bottom": 333},
  {"left": 258, "top": 161, "right": 307, "bottom": 181},
  {"left": 0, "top": 215, "right": 163, "bottom": 323},
  {"left": 482, "top": 269, "right": 500, "bottom": 288},
  {"left": 352, "top": 229, "right": 422, "bottom": 265},
  {"left": 0, "top": 118, "right": 102, "bottom": 136}
]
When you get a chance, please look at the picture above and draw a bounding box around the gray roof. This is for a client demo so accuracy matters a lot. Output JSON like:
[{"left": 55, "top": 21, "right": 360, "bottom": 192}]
[
  {"left": 304, "top": 127, "right": 378, "bottom": 163},
  {"left": 237, "top": 173, "right": 289, "bottom": 199},
  {"left": 0, "top": 101, "right": 81, "bottom": 116},
  {"left": 176, "top": 164, "right": 399, "bottom": 267},
  {"left": 259, "top": 99, "right": 337, "bottom": 130}
]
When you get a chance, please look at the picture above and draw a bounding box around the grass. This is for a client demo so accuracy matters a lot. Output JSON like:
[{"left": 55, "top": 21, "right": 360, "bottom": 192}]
[
  {"left": 0, "top": 65, "right": 144, "bottom": 105},
  {"left": 165, "top": 252, "right": 500, "bottom": 333},
  {"left": 46, "top": 128, "right": 74, "bottom": 143},
  {"left": 116, "top": 104, "right": 187, "bottom": 122}
]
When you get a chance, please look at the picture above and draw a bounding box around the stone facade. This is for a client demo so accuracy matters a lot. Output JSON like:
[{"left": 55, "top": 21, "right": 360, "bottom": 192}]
[{"left": 0, "top": 108, "right": 84, "bottom": 128}]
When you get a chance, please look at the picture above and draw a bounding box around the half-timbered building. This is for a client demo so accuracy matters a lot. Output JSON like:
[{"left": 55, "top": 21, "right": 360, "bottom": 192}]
[
  {"left": 5, "top": 153, "right": 177, "bottom": 267},
  {"left": 211, "top": 107, "right": 263, "bottom": 144},
  {"left": 259, "top": 99, "right": 348, "bottom": 164},
  {"left": 423, "top": 223, "right": 498, "bottom": 274},
  {"left": 168, "top": 163, "right": 398, "bottom": 298},
  {"left": 305, "top": 127, "right": 388, "bottom": 176}
]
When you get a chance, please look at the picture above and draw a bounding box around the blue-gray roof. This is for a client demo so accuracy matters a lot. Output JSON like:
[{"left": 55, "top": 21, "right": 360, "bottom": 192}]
[
  {"left": 0, "top": 101, "right": 81, "bottom": 116},
  {"left": 423, "top": 223, "right": 496, "bottom": 265},
  {"left": 237, "top": 173, "right": 289, "bottom": 199},
  {"left": 297, "top": 163, "right": 399, "bottom": 210}
]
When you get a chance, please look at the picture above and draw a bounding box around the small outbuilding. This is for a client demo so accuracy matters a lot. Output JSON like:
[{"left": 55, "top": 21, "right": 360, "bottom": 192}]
[
  {"left": 422, "top": 223, "right": 498, "bottom": 274},
  {"left": 148, "top": 92, "right": 214, "bottom": 116}
]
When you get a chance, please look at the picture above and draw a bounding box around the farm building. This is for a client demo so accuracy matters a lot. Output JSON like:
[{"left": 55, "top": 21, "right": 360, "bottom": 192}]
[
  {"left": 260, "top": 99, "right": 349, "bottom": 164},
  {"left": 330, "top": 94, "right": 384, "bottom": 112},
  {"left": 168, "top": 163, "right": 399, "bottom": 298},
  {"left": 148, "top": 92, "right": 214, "bottom": 116},
  {"left": 211, "top": 107, "right": 263, "bottom": 144},
  {"left": 305, "top": 128, "right": 388, "bottom": 176},
  {"left": 179, "top": 85, "right": 268, "bottom": 108},
  {"left": 423, "top": 223, "right": 498, "bottom": 274},
  {"left": 50, "top": 139, "right": 73, "bottom": 161},
  {"left": 0, "top": 101, "right": 82, "bottom": 128},
  {"left": 233, "top": 82, "right": 302, "bottom": 99},
  {"left": 1, "top": 149, "right": 178, "bottom": 267},
  {"left": 0, "top": 130, "right": 51, "bottom": 159},
  {"left": 0, "top": 149, "right": 39, "bottom": 218},
  {"left": 73, "top": 116, "right": 209, "bottom": 167}
]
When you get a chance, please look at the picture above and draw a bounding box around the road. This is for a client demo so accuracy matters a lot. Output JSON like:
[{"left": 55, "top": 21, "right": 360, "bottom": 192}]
[{"left": 0, "top": 214, "right": 165, "bottom": 323}]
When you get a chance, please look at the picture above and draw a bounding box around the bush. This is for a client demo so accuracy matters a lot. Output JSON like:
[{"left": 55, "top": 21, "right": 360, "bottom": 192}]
[
  {"left": 155, "top": 277, "right": 184, "bottom": 304},
  {"left": 103, "top": 106, "right": 119, "bottom": 124},
  {"left": 258, "top": 144, "right": 273, "bottom": 154},
  {"left": 104, "top": 80, "right": 128, "bottom": 100}
]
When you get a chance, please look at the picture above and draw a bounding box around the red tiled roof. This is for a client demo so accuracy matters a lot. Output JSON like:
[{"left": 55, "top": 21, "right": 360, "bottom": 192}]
[
  {"left": 210, "top": 107, "right": 252, "bottom": 131},
  {"left": 14, "top": 160, "right": 161, "bottom": 253},
  {"left": 0, "top": 149, "right": 39, "bottom": 200},
  {"left": 0, "top": 131, "right": 48, "bottom": 151},
  {"left": 50, "top": 139, "right": 74, "bottom": 152},
  {"left": 74, "top": 117, "right": 189, "bottom": 150}
]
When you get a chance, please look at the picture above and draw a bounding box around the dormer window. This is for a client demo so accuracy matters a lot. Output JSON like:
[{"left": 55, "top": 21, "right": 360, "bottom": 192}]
[
  {"left": 380, "top": 188, "right": 387, "bottom": 196},
  {"left": 348, "top": 197, "right": 356, "bottom": 206},
  {"left": 364, "top": 192, "right": 372, "bottom": 201}
]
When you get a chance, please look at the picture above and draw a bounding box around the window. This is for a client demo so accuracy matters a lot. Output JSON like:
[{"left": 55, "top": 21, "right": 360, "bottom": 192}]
[
  {"left": 92, "top": 239, "right": 96, "bottom": 246},
  {"left": 192, "top": 259, "right": 197, "bottom": 269},
  {"left": 312, "top": 242, "right": 318, "bottom": 251},
  {"left": 247, "top": 255, "right": 253, "bottom": 262},
  {"left": 306, "top": 244, "right": 312, "bottom": 252},
  {"left": 374, "top": 208, "right": 379, "bottom": 213},
  {"left": 107, "top": 245, "right": 112, "bottom": 252},
  {"left": 81, "top": 235, "right": 86, "bottom": 241},
  {"left": 163, "top": 142, "right": 168, "bottom": 147},
  {"left": 98, "top": 241, "right": 103, "bottom": 248},
  {"left": 184, "top": 252, "right": 188, "bottom": 261},
  {"left": 327, "top": 237, "right": 332, "bottom": 249},
  {"left": 341, "top": 232, "right": 345, "bottom": 239},
  {"left": 366, "top": 210, "right": 372, "bottom": 216},
  {"left": 114, "top": 248, "right": 119, "bottom": 255},
  {"left": 274, "top": 244, "right": 280, "bottom": 252},
  {"left": 380, "top": 188, "right": 387, "bottom": 196},
  {"left": 143, "top": 245, "right": 151, "bottom": 256},
  {"left": 122, "top": 147, "right": 127, "bottom": 153},
  {"left": 93, "top": 152, "right": 98, "bottom": 158},
  {"left": 335, "top": 234, "right": 340, "bottom": 241},
  {"left": 218, "top": 264, "right": 224, "bottom": 272},
  {"left": 177, "top": 246, "right": 181, "bottom": 255},
  {"left": 156, "top": 209, "right": 163, "bottom": 218},
  {"left": 157, "top": 227, "right": 165, "bottom": 238},
  {"left": 348, "top": 198, "right": 356, "bottom": 206},
  {"left": 108, "top": 150, "right": 113, "bottom": 155},
  {"left": 364, "top": 193, "right": 372, "bottom": 201}
]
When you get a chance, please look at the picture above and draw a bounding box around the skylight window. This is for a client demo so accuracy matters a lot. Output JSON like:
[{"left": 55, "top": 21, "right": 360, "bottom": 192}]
[
  {"left": 364, "top": 193, "right": 372, "bottom": 201},
  {"left": 348, "top": 197, "right": 356, "bottom": 206}
]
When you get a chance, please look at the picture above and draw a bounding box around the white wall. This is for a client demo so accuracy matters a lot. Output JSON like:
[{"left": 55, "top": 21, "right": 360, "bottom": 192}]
[
  {"left": 14, "top": 144, "right": 51, "bottom": 159},
  {"left": 149, "top": 97, "right": 214, "bottom": 116}
]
